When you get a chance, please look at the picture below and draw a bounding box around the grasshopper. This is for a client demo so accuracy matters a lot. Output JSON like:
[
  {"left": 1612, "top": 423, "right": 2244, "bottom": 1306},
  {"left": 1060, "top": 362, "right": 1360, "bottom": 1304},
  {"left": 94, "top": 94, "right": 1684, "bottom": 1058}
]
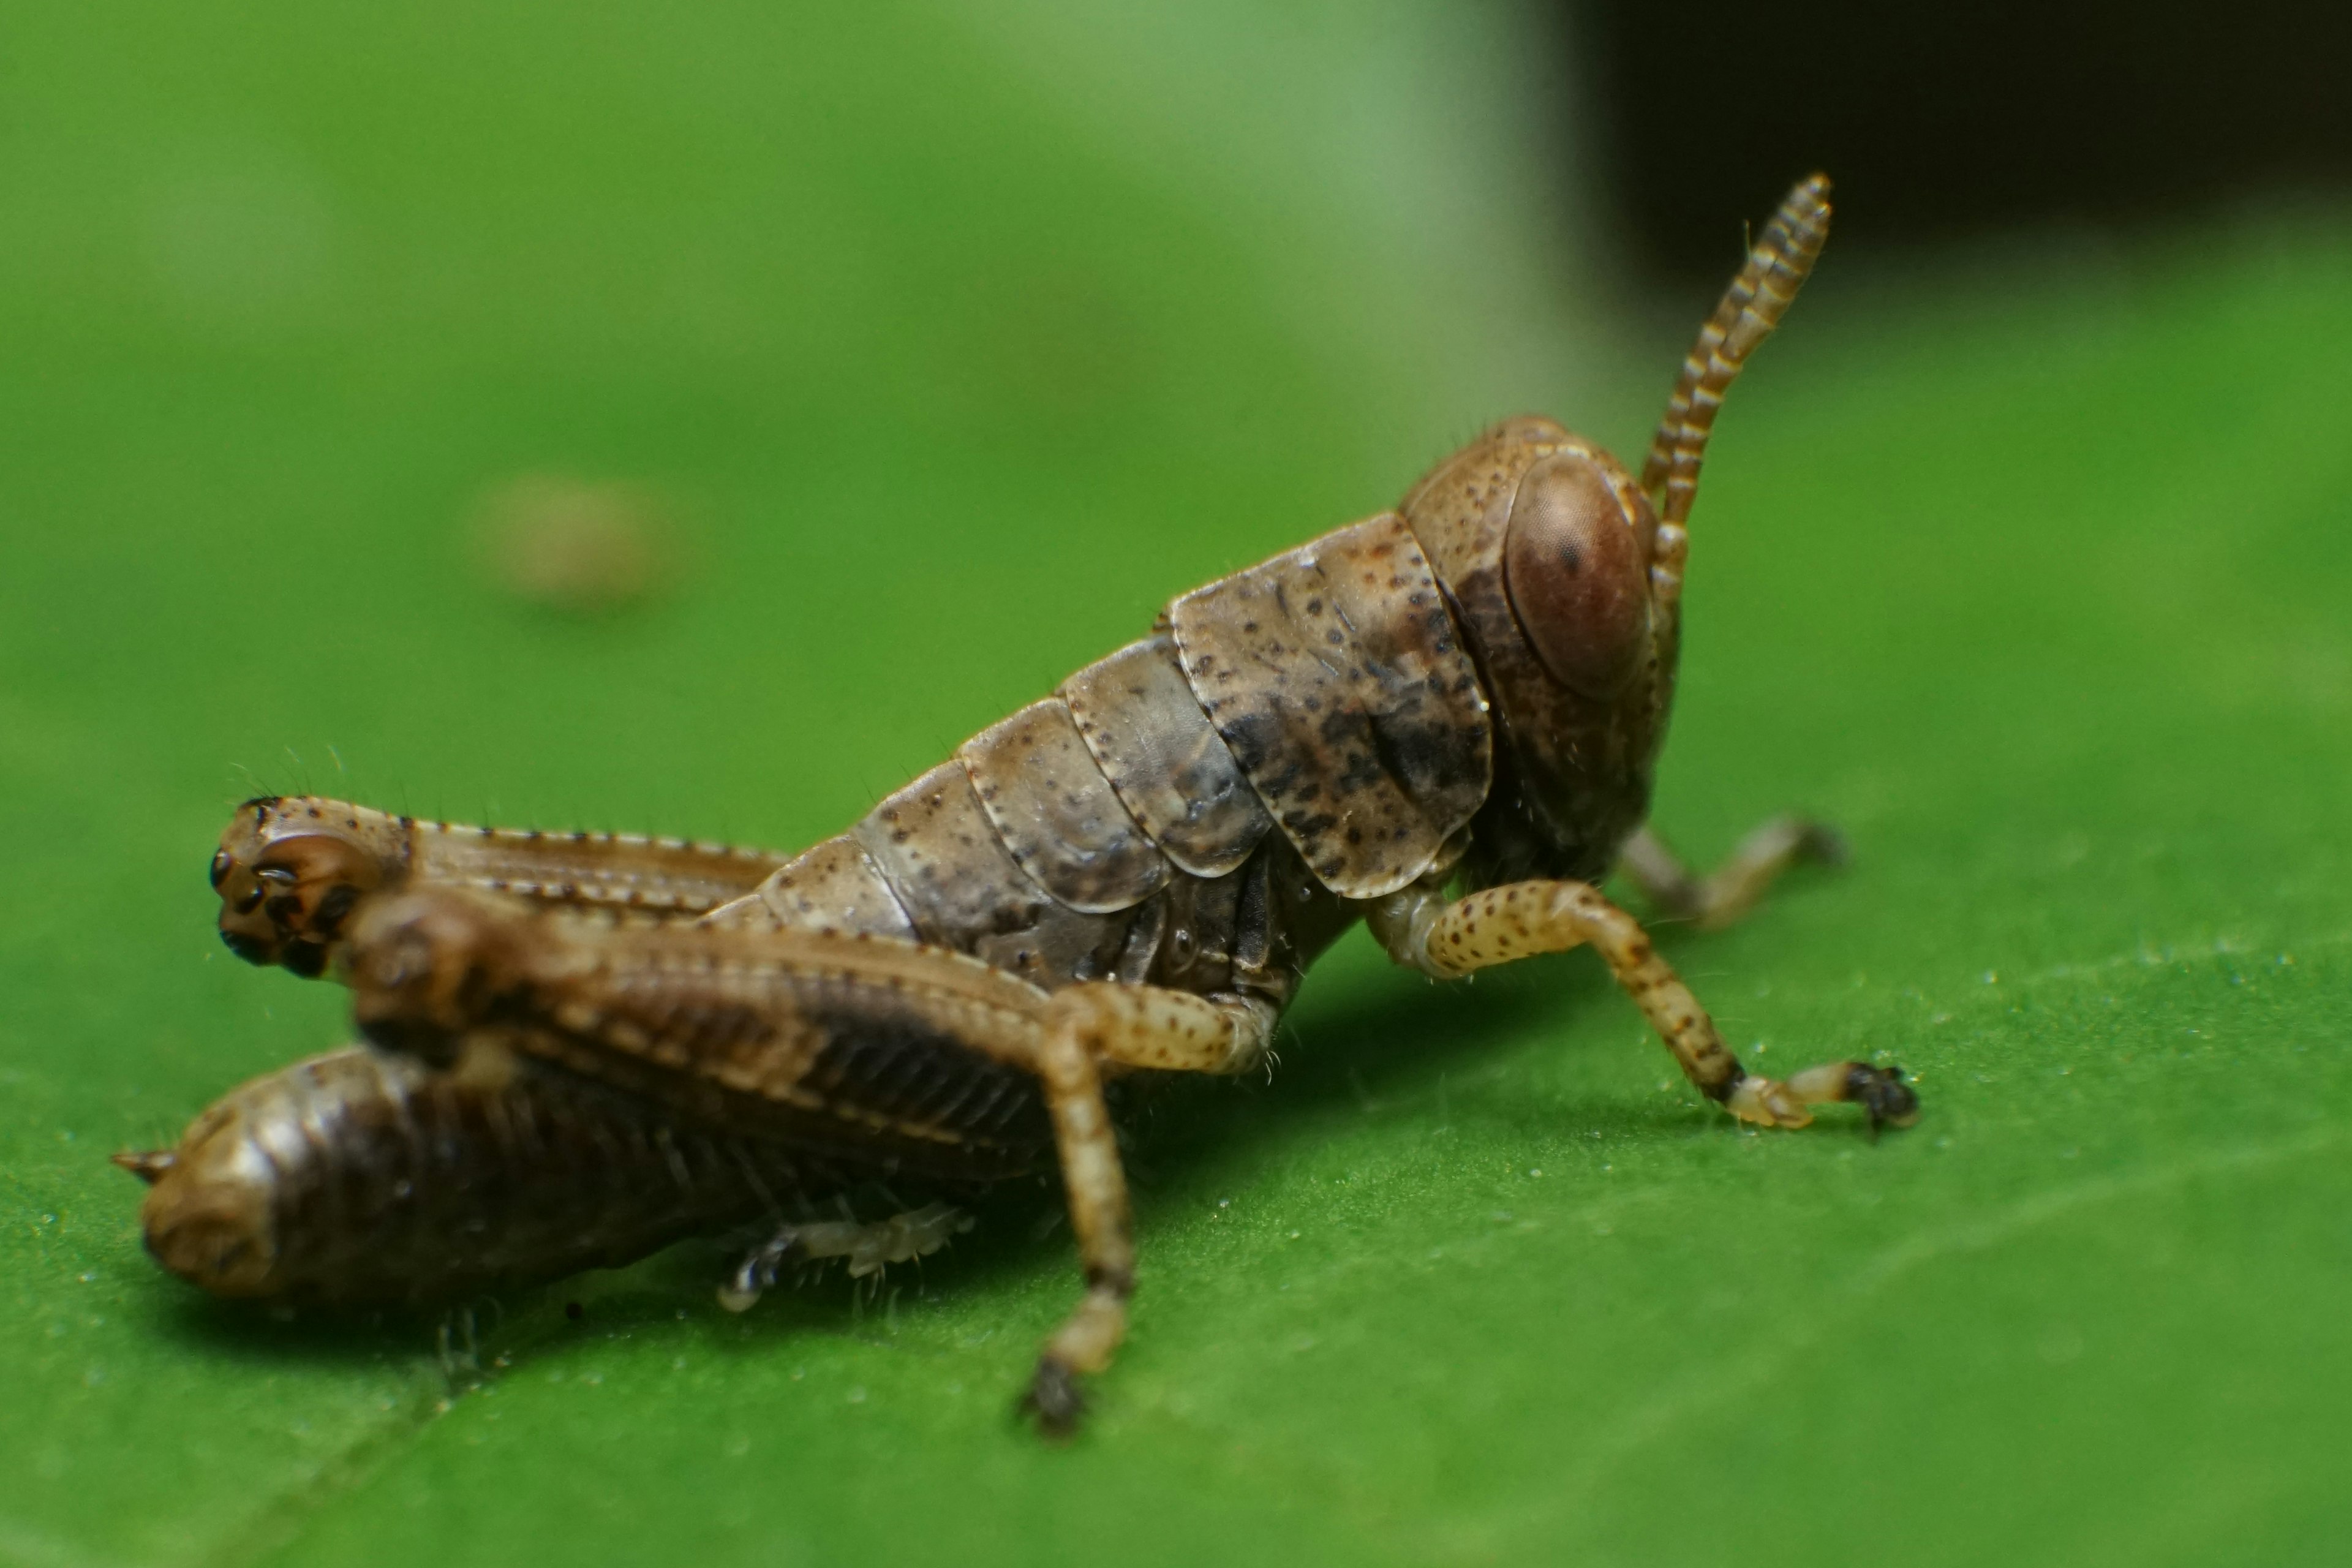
[{"left": 122, "top": 175, "right": 1913, "bottom": 1433}]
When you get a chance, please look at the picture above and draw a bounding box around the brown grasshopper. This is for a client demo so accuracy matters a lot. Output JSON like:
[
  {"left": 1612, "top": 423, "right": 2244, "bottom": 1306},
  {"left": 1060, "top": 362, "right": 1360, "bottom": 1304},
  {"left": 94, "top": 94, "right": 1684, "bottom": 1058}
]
[{"left": 121, "top": 175, "right": 1914, "bottom": 1433}]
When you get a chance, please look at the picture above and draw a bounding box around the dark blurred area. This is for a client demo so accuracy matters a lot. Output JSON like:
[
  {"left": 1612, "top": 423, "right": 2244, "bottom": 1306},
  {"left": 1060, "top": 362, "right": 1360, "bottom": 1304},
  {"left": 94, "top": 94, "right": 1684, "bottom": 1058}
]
[{"left": 1567, "top": 0, "right": 2352, "bottom": 277}]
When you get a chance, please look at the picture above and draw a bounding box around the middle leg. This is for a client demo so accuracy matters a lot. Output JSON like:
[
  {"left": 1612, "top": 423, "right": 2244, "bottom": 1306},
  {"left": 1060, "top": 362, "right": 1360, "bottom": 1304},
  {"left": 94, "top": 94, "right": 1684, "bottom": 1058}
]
[{"left": 1017, "top": 981, "right": 1276, "bottom": 1432}]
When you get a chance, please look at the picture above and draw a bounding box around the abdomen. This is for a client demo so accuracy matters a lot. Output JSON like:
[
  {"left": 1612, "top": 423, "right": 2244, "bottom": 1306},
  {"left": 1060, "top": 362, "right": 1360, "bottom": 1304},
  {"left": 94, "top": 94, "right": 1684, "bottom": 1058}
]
[
  {"left": 718, "top": 511, "right": 1493, "bottom": 1019},
  {"left": 136, "top": 1046, "right": 872, "bottom": 1306}
]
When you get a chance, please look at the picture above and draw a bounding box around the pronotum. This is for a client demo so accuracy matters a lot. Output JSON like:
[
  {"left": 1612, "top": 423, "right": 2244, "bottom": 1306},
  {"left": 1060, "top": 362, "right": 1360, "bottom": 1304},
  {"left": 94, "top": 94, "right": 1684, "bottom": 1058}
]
[{"left": 122, "top": 174, "right": 1914, "bottom": 1434}]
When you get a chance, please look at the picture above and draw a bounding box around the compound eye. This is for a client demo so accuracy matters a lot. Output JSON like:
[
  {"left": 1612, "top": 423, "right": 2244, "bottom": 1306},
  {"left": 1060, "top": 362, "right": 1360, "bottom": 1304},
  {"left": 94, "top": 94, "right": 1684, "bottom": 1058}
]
[{"left": 1502, "top": 453, "right": 1652, "bottom": 698}]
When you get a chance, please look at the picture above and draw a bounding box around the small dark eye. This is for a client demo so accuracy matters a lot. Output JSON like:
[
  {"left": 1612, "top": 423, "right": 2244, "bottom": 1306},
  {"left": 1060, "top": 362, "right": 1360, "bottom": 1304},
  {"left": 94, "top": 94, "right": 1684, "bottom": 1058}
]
[{"left": 209, "top": 850, "right": 233, "bottom": 889}]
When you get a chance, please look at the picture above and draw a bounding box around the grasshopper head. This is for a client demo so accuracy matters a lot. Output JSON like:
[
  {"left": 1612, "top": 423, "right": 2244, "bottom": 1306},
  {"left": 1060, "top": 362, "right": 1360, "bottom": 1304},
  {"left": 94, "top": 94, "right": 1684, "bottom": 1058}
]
[
  {"left": 1400, "top": 176, "right": 1831, "bottom": 884},
  {"left": 1401, "top": 425, "right": 1676, "bottom": 883},
  {"left": 213, "top": 797, "right": 407, "bottom": 976}
]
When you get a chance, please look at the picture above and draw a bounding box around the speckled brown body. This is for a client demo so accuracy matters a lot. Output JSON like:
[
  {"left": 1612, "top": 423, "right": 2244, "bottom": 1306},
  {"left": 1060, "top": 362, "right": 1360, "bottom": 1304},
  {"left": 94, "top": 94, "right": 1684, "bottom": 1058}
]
[{"left": 137, "top": 176, "right": 1912, "bottom": 1433}]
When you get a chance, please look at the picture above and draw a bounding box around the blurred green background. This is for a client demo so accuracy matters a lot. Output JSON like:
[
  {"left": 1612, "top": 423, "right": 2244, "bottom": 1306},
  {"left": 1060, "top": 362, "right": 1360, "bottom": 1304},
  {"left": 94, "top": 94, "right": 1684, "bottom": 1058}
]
[{"left": 4, "top": 2, "right": 2349, "bottom": 1565}]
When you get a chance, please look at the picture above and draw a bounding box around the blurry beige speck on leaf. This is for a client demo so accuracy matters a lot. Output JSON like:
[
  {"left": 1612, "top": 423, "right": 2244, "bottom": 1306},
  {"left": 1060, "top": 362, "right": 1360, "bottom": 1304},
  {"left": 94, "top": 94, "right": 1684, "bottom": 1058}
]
[{"left": 474, "top": 473, "right": 676, "bottom": 614}]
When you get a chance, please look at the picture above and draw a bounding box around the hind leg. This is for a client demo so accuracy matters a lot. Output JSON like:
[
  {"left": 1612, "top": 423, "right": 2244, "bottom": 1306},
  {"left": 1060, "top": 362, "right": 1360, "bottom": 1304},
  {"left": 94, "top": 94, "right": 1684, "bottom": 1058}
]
[
  {"left": 209, "top": 794, "right": 788, "bottom": 975},
  {"left": 341, "top": 888, "right": 1274, "bottom": 1436}
]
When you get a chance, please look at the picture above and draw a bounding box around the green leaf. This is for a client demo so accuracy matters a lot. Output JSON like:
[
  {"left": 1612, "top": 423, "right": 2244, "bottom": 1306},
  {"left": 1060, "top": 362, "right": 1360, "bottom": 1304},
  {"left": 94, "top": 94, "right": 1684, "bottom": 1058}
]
[{"left": 4, "top": 4, "right": 2348, "bottom": 1566}]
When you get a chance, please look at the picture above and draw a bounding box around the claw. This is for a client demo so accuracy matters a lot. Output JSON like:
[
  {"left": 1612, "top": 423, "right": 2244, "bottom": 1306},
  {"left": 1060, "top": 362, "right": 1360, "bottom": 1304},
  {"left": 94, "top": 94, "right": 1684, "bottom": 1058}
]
[
  {"left": 1022, "top": 1355, "right": 1087, "bottom": 1439},
  {"left": 1795, "top": 820, "right": 1850, "bottom": 869},
  {"left": 1850, "top": 1063, "right": 1919, "bottom": 1137}
]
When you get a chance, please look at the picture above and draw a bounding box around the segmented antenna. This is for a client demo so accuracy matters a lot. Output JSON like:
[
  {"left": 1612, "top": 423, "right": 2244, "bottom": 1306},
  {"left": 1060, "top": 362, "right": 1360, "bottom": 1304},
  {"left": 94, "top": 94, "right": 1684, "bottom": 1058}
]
[{"left": 1640, "top": 174, "right": 1832, "bottom": 538}]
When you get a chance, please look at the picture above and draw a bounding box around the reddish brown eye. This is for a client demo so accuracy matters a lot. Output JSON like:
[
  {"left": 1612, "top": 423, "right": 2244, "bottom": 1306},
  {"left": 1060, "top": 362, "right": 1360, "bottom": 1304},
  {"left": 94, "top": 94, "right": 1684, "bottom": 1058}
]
[{"left": 1502, "top": 453, "right": 1652, "bottom": 697}]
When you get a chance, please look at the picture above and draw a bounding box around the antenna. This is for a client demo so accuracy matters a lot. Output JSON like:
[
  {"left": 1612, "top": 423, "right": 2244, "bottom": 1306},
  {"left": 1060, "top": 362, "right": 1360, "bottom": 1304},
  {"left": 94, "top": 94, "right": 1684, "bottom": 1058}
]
[{"left": 1640, "top": 174, "right": 1833, "bottom": 538}]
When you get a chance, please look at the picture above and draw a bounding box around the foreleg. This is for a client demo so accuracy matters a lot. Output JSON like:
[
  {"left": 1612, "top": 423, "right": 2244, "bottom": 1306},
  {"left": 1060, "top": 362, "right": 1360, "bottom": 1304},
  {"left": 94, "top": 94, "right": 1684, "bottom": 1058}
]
[
  {"left": 1615, "top": 816, "right": 1844, "bottom": 932},
  {"left": 1368, "top": 878, "right": 1915, "bottom": 1132}
]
